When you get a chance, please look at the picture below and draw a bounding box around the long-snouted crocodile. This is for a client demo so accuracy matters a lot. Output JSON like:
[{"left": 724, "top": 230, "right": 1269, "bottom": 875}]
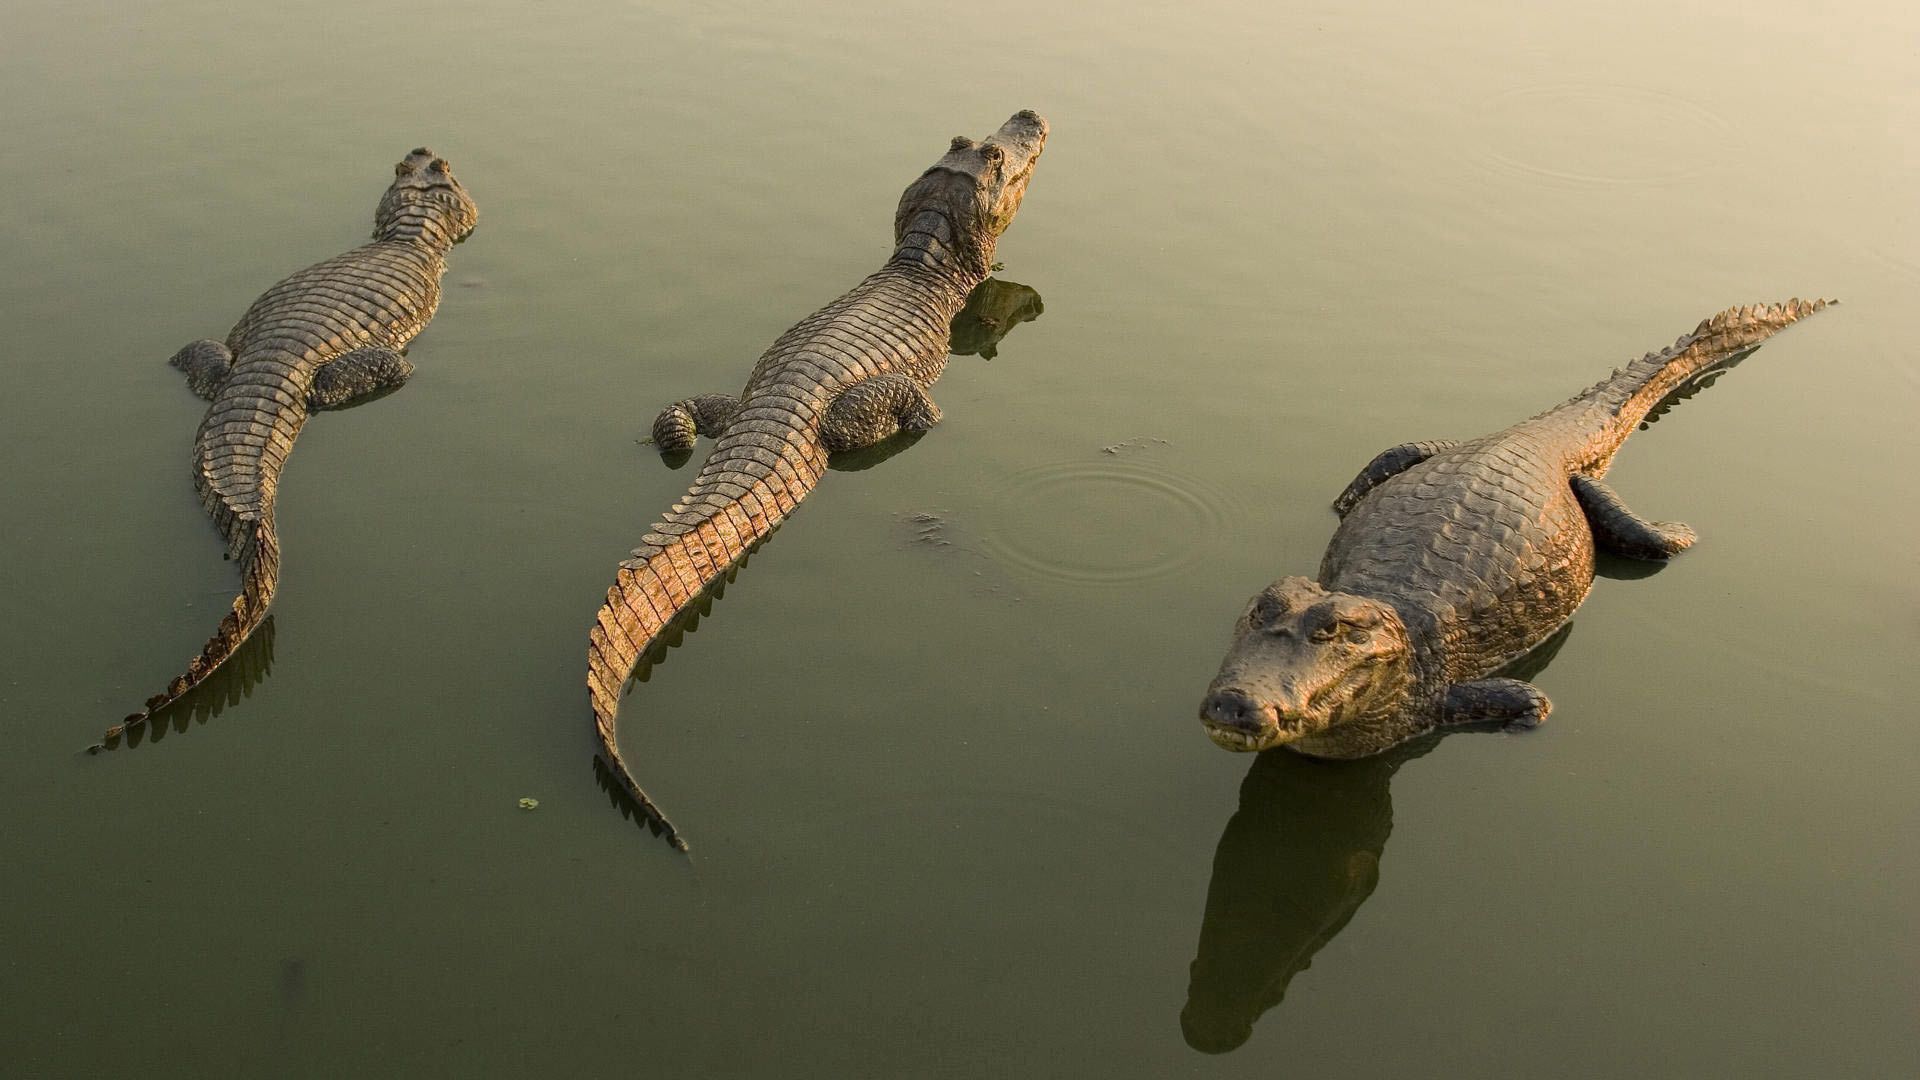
[
  {"left": 589, "top": 110, "right": 1049, "bottom": 850},
  {"left": 1199, "top": 299, "right": 1832, "bottom": 758},
  {"left": 90, "top": 148, "right": 478, "bottom": 751}
]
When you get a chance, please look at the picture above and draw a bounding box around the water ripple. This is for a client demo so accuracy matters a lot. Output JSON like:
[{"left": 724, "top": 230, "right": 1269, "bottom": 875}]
[{"left": 981, "top": 457, "right": 1234, "bottom": 586}]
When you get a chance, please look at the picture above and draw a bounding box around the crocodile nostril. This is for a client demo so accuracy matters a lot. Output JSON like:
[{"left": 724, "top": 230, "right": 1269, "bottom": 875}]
[{"left": 1201, "top": 688, "right": 1264, "bottom": 733}]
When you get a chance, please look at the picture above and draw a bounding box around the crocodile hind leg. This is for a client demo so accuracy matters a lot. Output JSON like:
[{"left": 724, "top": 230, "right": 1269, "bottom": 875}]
[
  {"left": 169, "top": 339, "right": 233, "bottom": 400},
  {"left": 308, "top": 346, "right": 414, "bottom": 410},
  {"left": 1570, "top": 474, "right": 1697, "bottom": 560},
  {"left": 651, "top": 394, "right": 741, "bottom": 452},
  {"left": 1439, "top": 677, "right": 1552, "bottom": 731},
  {"left": 1332, "top": 440, "right": 1460, "bottom": 516},
  {"left": 821, "top": 373, "right": 942, "bottom": 452}
]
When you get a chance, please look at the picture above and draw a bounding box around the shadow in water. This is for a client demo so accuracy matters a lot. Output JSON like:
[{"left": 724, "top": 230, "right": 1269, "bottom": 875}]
[
  {"left": 97, "top": 616, "right": 277, "bottom": 752},
  {"left": 827, "top": 429, "right": 928, "bottom": 472},
  {"left": 1594, "top": 550, "right": 1673, "bottom": 581},
  {"left": 948, "top": 277, "right": 1044, "bottom": 360},
  {"left": 1181, "top": 624, "right": 1572, "bottom": 1054},
  {"left": 1638, "top": 345, "right": 1755, "bottom": 432},
  {"left": 591, "top": 541, "right": 765, "bottom": 846}
]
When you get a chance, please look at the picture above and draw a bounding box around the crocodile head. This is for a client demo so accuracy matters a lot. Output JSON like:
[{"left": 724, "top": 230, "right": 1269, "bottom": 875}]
[
  {"left": 375, "top": 148, "right": 479, "bottom": 245},
  {"left": 1200, "top": 578, "right": 1413, "bottom": 752},
  {"left": 894, "top": 109, "right": 1048, "bottom": 275}
]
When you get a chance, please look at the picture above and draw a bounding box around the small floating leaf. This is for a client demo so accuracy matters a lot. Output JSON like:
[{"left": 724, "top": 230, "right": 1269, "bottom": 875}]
[{"left": 518, "top": 797, "right": 539, "bottom": 811}]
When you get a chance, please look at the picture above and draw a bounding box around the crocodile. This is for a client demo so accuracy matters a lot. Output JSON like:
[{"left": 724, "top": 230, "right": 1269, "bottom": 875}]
[
  {"left": 1199, "top": 299, "right": 1832, "bottom": 758},
  {"left": 589, "top": 110, "right": 1049, "bottom": 850},
  {"left": 89, "top": 148, "right": 478, "bottom": 750},
  {"left": 1182, "top": 629, "right": 1569, "bottom": 1054}
]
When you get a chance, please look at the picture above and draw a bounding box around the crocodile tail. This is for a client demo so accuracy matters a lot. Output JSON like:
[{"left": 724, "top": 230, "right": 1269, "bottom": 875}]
[
  {"left": 1588, "top": 298, "right": 1834, "bottom": 443},
  {"left": 90, "top": 513, "right": 281, "bottom": 751},
  {"left": 588, "top": 426, "right": 829, "bottom": 851}
]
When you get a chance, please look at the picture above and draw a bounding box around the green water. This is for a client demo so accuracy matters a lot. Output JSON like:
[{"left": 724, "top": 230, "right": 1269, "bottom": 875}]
[{"left": 3, "top": 1, "right": 1915, "bottom": 1075}]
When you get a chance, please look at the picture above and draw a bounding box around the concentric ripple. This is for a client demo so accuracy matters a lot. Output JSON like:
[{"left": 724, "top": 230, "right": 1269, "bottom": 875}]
[
  {"left": 981, "top": 459, "right": 1234, "bottom": 585},
  {"left": 1470, "top": 84, "right": 1735, "bottom": 186}
]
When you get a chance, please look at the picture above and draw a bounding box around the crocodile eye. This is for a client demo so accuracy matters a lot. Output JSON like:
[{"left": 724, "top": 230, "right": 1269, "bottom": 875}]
[
  {"left": 982, "top": 144, "right": 1006, "bottom": 165},
  {"left": 949, "top": 136, "right": 973, "bottom": 152},
  {"left": 1309, "top": 626, "right": 1336, "bottom": 644},
  {"left": 1345, "top": 628, "right": 1371, "bottom": 645},
  {"left": 1247, "top": 597, "right": 1279, "bottom": 627},
  {"left": 395, "top": 162, "right": 413, "bottom": 176}
]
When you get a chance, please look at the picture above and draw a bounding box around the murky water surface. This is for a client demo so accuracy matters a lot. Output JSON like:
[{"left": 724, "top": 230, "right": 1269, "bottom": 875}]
[{"left": 3, "top": 1, "right": 1915, "bottom": 1075}]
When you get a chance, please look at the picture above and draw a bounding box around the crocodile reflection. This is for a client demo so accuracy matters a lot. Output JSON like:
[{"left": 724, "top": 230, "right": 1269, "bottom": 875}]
[
  {"left": 948, "top": 277, "right": 1044, "bottom": 359},
  {"left": 1182, "top": 625, "right": 1570, "bottom": 1053},
  {"left": 98, "top": 616, "right": 277, "bottom": 751}
]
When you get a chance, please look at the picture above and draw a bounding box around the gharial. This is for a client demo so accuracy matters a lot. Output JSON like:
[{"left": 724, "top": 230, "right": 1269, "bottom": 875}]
[
  {"left": 1199, "top": 299, "right": 1833, "bottom": 758},
  {"left": 89, "top": 148, "right": 478, "bottom": 750},
  {"left": 588, "top": 110, "right": 1049, "bottom": 850}
]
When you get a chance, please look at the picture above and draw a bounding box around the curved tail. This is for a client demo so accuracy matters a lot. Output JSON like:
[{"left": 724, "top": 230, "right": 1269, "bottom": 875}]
[
  {"left": 588, "top": 421, "right": 829, "bottom": 851},
  {"left": 90, "top": 513, "right": 281, "bottom": 751},
  {"left": 1582, "top": 298, "right": 1834, "bottom": 449}
]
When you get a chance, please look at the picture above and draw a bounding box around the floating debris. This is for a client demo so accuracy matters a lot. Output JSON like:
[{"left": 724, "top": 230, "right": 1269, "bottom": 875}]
[{"left": 1100, "top": 436, "right": 1170, "bottom": 456}]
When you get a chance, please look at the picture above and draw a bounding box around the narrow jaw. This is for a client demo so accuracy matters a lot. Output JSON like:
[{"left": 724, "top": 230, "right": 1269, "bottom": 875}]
[
  {"left": 1199, "top": 687, "right": 1292, "bottom": 752},
  {"left": 988, "top": 109, "right": 1049, "bottom": 174},
  {"left": 1203, "top": 722, "right": 1279, "bottom": 753}
]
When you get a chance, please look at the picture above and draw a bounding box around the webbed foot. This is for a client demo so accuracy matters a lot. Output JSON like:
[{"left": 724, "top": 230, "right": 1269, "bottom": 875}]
[
  {"left": 1440, "top": 677, "right": 1551, "bottom": 731},
  {"left": 1571, "top": 474, "right": 1696, "bottom": 560}
]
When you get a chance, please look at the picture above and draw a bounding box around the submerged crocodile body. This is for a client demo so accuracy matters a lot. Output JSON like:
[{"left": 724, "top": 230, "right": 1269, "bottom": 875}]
[
  {"left": 91, "top": 148, "right": 478, "bottom": 749},
  {"left": 1200, "top": 299, "right": 1832, "bottom": 758},
  {"left": 589, "top": 110, "right": 1049, "bottom": 849}
]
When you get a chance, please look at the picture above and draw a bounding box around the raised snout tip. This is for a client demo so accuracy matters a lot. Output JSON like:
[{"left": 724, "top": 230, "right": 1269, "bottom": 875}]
[
  {"left": 1199, "top": 687, "right": 1278, "bottom": 752},
  {"left": 1001, "top": 110, "right": 1049, "bottom": 142}
]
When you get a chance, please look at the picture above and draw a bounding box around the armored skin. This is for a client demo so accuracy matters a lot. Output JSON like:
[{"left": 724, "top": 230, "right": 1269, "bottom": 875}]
[
  {"left": 91, "top": 149, "right": 478, "bottom": 750},
  {"left": 590, "top": 111, "right": 1049, "bottom": 849},
  {"left": 1200, "top": 299, "right": 1832, "bottom": 758}
]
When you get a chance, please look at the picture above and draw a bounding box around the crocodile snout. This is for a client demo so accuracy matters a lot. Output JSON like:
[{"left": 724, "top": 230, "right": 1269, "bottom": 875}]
[{"left": 1200, "top": 687, "right": 1277, "bottom": 751}]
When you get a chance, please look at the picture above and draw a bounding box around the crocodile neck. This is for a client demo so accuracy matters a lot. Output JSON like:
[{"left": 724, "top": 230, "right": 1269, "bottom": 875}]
[
  {"left": 888, "top": 208, "right": 990, "bottom": 293},
  {"left": 375, "top": 212, "right": 463, "bottom": 253}
]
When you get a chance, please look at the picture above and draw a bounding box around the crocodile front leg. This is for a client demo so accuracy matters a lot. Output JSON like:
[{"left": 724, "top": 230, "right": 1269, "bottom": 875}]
[
  {"left": 1438, "top": 677, "right": 1552, "bottom": 730},
  {"left": 1570, "top": 474, "right": 1697, "bottom": 560},
  {"left": 1332, "top": 440, "right": 1460, "bottom": 516},
  {"left": 170, "top": 340, "right": 234, "bottom": 400},
  {"left": 651, "top": 394, "right": 741, "bottom": 452},
  {"left": 821, "top": 373, "right": 942, "bottom": 453},
  {"left": 308, "top": 346, "right": 414, "bottom": 410}
]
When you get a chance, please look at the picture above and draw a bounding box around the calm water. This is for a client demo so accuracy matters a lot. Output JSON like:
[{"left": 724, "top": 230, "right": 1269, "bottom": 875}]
[{"left": 3, "top": 1, "right": 1916, "bottom": 1075}]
